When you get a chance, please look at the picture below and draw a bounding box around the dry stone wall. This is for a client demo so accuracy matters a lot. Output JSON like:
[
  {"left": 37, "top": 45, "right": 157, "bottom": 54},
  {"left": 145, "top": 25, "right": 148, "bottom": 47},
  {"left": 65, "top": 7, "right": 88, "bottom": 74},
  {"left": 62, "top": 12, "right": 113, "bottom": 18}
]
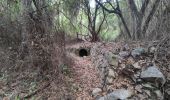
[{"left": 90, "top": 42, "right": 120, "bottom": 90}]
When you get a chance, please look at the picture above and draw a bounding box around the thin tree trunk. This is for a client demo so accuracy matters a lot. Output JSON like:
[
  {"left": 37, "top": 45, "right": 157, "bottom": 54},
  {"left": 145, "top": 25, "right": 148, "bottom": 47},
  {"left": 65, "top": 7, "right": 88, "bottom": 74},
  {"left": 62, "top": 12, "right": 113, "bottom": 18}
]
[
  {"left": 118, "top": 13, "right": 132, "bottom": 39},
  {"left": 20, "top": 0, "right": 32, "bottom": 59},
  {"left": 142, "top": 0, "right": 161, "bottom": 37}
]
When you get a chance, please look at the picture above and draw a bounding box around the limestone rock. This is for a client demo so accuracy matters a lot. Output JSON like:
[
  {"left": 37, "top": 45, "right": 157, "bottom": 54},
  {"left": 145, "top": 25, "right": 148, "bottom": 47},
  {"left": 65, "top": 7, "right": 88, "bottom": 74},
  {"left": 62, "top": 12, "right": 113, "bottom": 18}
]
[
  {"left": 106, "top": 77, "right": 113, "bottom": 84},
  {"left": 92, "top": 88, "right": 102, "bottom": 97},
  {"left": 108, "top": 69, "right": 115, "bottom": 78},
  {"left": 154, "top": 90, "right": 163, "bottom": 100},
  {"left": 119, "top": 51, "right": 130, "bottom": 58},
  {"left": 98, "top": 89, "right": 133, "bottom": 100},
  {"left": 105, "top": 52, "right": 118, "bottom": 67},
  {"left": 148, "top": 46, "right": 156, "bottom": 53},
  {"left": 133, "top": 62, "right": 141, "bottom": 69},
  {"left": 140, "top": 66, "right": 166, "bottom": 85},
  {"left": 131, "top": 48, "right": 145, "bottom": 58}
]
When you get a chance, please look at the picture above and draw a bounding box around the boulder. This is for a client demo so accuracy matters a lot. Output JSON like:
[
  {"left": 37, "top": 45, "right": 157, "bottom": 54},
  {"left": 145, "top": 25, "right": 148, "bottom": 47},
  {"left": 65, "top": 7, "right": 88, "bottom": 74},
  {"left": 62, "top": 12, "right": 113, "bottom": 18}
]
[
  {"left": 131, "top": 48, "right": 145, "bottom": 58},
  {"left": 92, "top": 88, "right": 102, "bottom": 97},
  {"left": 154, "top": 90, "right": 163, "bottom": 100},
  {"left": 98, "top": 89, "right": 133, "bottom": 100},
  {"left": 140, "top": 66, "right": 166, "bottom": 85},
  {"left": 105, "top": 52, "right": 118, "bottom": 67},
  {"left": 119, "top": 51, "right": 130, "bottom": 58}
]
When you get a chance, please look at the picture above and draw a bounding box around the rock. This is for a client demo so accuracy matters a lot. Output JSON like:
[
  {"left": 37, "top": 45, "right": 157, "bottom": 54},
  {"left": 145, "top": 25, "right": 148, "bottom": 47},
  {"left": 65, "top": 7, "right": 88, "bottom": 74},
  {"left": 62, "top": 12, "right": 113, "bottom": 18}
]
[
  {"left": 108, "top": 69, "right": 115, "bottom": 78},
  {"left": 143, "top": 90, "right": 151, "bottom": 97},
  {"left": 154, "top": 90, "right": 163, "bottom": 100},
  {"left": 135, "top": 85, "right": 142, "bottom": 93},
  {"left": 105, "top": 52, "right": 118, "bottom": 67},
  {"left": 127, "top": 57, "right": 135, "bottom": 65},
  {"left": 142, "top": 83, "right": 155, "bottom": 89},
  {"left": 148, "top": 46, "right": 156, "bottom": 53},
  {"left": 98, "top": 89, "right": 133, "bottom": 100},
  {"left": 106, "top": 77, "right": 113, "bottom": 84},
  {"left": 123, "top": 44, "right": 130, "bottom": 51},
  {"left": 131, "top": 48, "right": 145, "bottom": 58},
  {"left": 119, "top": 51, "right": 130, "bottom": 58},
  {"left": 136, "top": 78, "right": 142, "bottom": 84},
  {"left": 92, "top": 88, "right": 102, "bottom": 97},
  {"left": 107, "top": 86, "right": 114, "bottom": 93},
  {"left": 165, "top": 88, "right": 170, "bottom": 99},
  {"left": 133, "top": 62, "right": 141, "bottom": 69},
  {"left": 140, "top": 66, "right": 166, "bottom": 85}
]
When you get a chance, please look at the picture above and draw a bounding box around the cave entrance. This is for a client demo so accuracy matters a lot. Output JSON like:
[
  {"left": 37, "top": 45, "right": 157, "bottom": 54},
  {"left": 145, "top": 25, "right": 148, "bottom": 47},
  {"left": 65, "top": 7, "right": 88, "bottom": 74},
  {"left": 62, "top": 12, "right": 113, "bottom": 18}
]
[{"left": 79, "top": 48, "right": 90, "bottom": 57}]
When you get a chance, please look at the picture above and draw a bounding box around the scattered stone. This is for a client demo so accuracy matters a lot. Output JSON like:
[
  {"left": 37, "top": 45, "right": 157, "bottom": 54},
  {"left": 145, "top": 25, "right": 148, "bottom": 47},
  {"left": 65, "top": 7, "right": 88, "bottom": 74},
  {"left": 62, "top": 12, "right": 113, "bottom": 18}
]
[
  {"left": 140, "top": 66, "right": 166, "bottom": 85},
  {"left": 133, "top": 62, "right": 141, "bottom": 69},
  {"left": 92, "top": 88, "right": 102, "bottom": 97},
  {"left": 135, "top": 85, "right": 142, "bottom": 93},
  {"left": 108, "top": 69, "right": 115, "bottom": 78},
  {"left": 137, "top": 94, "right": 148, "bottom": 100},
  {"left": 127, "top": 57, "right": 135, "bottom": 65},
  {"left": 119, "top": 51, "right": 130, "bottom": 58},
  {"left": 165, "top": 88, "right": 170, "bottom": 99},
  {"left": 105, "top": 53, "right": 118, "bottom": 67},
  {"left": 106, "top": 77, "right": 113, "bottom": 84},
  {"left": 142, "top": 83, "right": 155, "bottom": 90},
  {"left": 107, "top": 86, "right": 113, "bottom": 93},
  {"left": 131, "top": 48, "right": 145, "bottom": 58},
  {"left": 123, "top": 44, "right": 130, "bottom": 51},
  {"left": 154, "top": 90, "right": 163, "bottom": 100},
  {"left": 143, "top": 90, "right": 151, "bottom": 97},
  {"left": 148, "top": 46, "right": 156, "bottom": 53},
  {"left": 136, "top": 78, "right": 142, "bottom": 84},
  {"left": 98, "top": 89, "right": 133, "bottom": 100}
]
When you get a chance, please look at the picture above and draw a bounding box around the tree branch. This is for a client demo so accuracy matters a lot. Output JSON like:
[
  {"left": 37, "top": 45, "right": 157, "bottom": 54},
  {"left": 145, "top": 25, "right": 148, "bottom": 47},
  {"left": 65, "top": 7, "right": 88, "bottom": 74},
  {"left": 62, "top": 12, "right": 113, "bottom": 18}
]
[
  {"left": 142, "top": 0, "right": 160, "bottom": 36},
  {"left": 95, "top": 0, "right": 117, "bottom": 13},
  {"left": 140, "top": 0, "right": 150, "bottom": 15},
  {"left": 97, "top": 9, "right": 107, "bottom": 34}
]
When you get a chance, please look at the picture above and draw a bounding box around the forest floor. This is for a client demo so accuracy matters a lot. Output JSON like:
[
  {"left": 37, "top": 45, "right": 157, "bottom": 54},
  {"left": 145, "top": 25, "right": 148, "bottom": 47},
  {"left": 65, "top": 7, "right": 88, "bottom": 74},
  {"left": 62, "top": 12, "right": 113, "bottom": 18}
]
[
  {"left": 67, "top": 49, "right": 100, "bottom": 99},
  {"left": 0, "top": 40, "right": 170, "bottom": 100}
]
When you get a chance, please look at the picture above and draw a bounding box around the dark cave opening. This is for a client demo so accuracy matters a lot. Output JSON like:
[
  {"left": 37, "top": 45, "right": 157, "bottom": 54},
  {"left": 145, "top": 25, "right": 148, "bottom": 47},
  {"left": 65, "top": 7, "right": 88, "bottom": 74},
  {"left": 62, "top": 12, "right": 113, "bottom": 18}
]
[{"left": 79, "top": 49, "right": 89, "bottom": 57}]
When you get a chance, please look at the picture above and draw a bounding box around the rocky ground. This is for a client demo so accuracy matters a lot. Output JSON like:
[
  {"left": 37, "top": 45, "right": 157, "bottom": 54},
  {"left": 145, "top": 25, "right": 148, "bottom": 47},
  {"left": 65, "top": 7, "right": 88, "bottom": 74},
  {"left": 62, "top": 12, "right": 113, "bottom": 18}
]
[
  {"left": 65, "top": 40, "right": 170, "bottom": 100},
  {"left": 0, "top": 40, "right": 170, "bottom": 100}
]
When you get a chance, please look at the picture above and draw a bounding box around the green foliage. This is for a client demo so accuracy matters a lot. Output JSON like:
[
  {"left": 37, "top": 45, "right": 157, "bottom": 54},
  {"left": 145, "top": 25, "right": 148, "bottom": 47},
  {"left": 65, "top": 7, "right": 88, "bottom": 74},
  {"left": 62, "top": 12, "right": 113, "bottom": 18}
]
[
  {"left": 0, "top": 0, "right": 122, "bottom": 41},
  {"left": 15, "top": 95, "right": 21, "bottom": 100},
  {"left": 62, "top": 0, "right": 82, "bottom": 17}
]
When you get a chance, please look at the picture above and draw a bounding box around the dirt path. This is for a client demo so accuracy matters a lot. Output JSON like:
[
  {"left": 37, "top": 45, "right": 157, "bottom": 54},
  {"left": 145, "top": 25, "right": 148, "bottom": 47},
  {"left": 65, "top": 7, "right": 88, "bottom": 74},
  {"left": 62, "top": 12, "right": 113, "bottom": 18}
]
[{"left": 68, "top": 52, "right": 101, "bottom": 99}]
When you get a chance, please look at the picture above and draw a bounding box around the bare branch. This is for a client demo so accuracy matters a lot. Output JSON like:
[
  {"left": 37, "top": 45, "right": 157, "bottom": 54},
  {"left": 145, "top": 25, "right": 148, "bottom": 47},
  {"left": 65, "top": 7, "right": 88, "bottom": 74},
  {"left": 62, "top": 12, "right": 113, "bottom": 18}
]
[
  {"left": 140, "top": 0, "right": 150, "bottom": 15},
  {"left": 95, "top": 0, "right": 117, "bottom": 13},
  {"left": 97, "top": 9, "right": 107, "bottom": 34}
]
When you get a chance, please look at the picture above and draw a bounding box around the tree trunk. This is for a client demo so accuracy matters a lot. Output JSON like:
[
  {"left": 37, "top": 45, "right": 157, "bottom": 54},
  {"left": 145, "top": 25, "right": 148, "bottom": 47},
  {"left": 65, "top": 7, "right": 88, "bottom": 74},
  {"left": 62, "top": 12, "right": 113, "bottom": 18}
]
[
  {"left": 142, "top": 0, "right": 161, "bottom": 37},
  {"left": 127, "top": 0, "right": 142, "bottom": 40},
  {"left": 20, "top": 0, "right": 32, "bottom": 59},
  {"left": 91, "top": 31, "right": 100, "bottom": 42},
  {"left": 118, "top": 13, "right": 132, "bottom": 39},
  {"left": 21, "top": 0, "right": 55, "bottom": 74}
]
